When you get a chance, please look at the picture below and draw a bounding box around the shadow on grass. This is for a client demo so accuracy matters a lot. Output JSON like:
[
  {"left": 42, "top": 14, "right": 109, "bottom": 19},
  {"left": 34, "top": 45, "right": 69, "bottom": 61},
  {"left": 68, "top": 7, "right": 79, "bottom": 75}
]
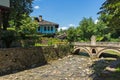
[
  {"left": 78, "top": 52, "right": 90, "bottom": 57},
  {"left": 90, "top": 58, "right": 120, "bottom": 80},
  {"left": 99, "top": 52, "right": 120, "bottom": 58},
  {"left": 73, "top": 49, "right": 90, "bottom": 57}
]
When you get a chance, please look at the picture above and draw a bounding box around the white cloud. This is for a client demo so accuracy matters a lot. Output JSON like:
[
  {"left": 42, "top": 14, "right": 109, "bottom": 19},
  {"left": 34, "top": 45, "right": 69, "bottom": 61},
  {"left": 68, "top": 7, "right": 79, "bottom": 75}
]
[
  {"left": 69, "top": 24, "right": 75, "bottom": 27},
  {"left": 34, "top": 6, "right": 40, "bottom": 9},
  {"left": 58, "top": 26, "right": 68, "bottom": 31},
  {"left": 94, "top": 19, "right": 99, "bottom": 24}
]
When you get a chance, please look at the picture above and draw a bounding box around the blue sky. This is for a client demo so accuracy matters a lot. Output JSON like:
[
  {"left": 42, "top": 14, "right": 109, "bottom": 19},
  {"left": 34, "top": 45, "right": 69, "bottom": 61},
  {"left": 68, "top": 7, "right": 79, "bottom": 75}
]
[{"left": 31, "top": 0, "right": 105, "bottom": 30}]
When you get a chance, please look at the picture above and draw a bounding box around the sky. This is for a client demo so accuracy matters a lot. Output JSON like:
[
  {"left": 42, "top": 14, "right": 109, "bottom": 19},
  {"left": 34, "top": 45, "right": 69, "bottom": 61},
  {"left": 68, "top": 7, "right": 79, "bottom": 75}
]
[{"left": 31, "top": 0, "right": 105, "bottom": 30}]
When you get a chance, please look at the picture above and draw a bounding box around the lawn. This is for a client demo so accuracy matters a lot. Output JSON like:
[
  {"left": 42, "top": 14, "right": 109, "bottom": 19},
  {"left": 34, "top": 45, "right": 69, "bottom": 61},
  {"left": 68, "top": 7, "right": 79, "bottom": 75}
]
[{"left": 104, "top": 50, "right": 120, "bottom": 57}]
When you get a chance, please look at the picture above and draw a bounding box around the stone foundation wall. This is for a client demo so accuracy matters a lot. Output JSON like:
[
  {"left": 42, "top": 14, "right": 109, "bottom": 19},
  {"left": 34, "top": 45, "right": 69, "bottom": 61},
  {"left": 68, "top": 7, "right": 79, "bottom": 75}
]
[{"left": 0, "top": 45, "right": 71, "bottom": 75}]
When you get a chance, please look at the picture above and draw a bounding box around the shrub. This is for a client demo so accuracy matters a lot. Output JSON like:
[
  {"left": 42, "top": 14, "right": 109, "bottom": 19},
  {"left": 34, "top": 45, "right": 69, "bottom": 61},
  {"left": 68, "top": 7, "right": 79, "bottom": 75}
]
[{"left": 1, "top": 30, "right": 17, "bottom": 48}]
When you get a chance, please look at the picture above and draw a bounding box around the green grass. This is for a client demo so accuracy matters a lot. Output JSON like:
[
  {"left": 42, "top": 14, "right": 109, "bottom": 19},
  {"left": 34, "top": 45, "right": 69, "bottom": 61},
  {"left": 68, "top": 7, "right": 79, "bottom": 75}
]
[
  {"left": 7, "top": 27, "right": 15, "bottom": 31},
  {"left": 104, "top": 50, "right": 120, "bottom": 57},
  {"left": 35, "top": 43, "right": 48, "bottom": 47},
  {"left": 116, "top": 67, "right": 120, "bottom": 71}
]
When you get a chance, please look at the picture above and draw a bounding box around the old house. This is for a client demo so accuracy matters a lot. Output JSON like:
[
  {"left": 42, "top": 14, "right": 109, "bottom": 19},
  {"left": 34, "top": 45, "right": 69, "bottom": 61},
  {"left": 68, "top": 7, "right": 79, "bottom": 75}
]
[{"left": 37, "top": 16, "right": 59, "bottom": 35}]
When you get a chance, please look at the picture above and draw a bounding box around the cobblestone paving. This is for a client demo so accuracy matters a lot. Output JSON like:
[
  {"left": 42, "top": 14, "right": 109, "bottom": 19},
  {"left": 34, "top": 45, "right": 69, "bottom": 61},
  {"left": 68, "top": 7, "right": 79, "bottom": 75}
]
[{"left": 0, "top": 55, "right": 94, "bottom": 80}]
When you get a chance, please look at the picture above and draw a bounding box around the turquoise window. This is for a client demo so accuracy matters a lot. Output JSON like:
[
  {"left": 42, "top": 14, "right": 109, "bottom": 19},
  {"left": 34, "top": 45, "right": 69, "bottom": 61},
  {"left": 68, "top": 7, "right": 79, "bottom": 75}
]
[
  {"left": 51, "top": 26, "right": 53, "bottom": 31},
  {"left": 44, "top": 26, "right": 46, "bottom": 31},
  {"left": 38, "top": 27, "right": 40, "bottom": 31},
  {"left": 48, "top": 26, "right": 50, "bottom": 31}
]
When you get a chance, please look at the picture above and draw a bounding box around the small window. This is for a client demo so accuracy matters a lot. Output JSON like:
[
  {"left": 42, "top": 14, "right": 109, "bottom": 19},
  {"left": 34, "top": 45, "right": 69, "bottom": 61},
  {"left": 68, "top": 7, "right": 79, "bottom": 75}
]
[
  {"left": 38, "top": 27, "right": 40, "bottom": 31},
  {"left": 51, "top": 26, "right": 53, "bottom": 31},
  {"left": 44, "top": 27, "right": 46, "bottom": 31},
  {"left": 48, "top": 26, "right": 50, "bottom": 31}
]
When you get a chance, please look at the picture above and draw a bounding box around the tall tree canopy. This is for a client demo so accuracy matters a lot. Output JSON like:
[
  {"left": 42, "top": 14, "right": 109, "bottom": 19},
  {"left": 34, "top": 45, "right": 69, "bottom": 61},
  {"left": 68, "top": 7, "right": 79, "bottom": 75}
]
[
  {"left": 10, "top": 0, "right": 34, "bottom": 28},
  {"left": 77, "top": 17, "right": 96, "bottom": 41},
  {"left": 67, "top": 27, "right": 77, "bottom": 42},
  {"left": 66, "top": 17, "right": 109, "bottom": 42},
  {"left": 98, "top": 0, "right": 120, "bottom": 38}
]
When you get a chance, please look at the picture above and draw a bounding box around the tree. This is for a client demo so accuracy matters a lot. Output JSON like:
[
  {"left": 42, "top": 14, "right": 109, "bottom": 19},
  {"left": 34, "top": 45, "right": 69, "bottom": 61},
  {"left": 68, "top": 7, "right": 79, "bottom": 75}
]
[
  {"left": 18, "top": 14, "right": 39, "bottom": 37},
  {"left": 98, "top": 0, "right": 120, "bottom": 38},
  {"left": 2, "top": 11, "right": 10, "bottom": 30},
  {"left": 1, "top": 30, "right": 17, "bottom": 48},
  {"left": 67, "top": 27, "right": 77, "bottom": 42},
  {"left": 9, "top": 0, "right": 34, "bottom": 28},
  {"left": 95, "top": 19, "right": 110, "bottom": 41},
  {"left": 76, "top": 17, "right": 110, "bottom": 41},
  {"left": 65, "top": 17, "right": 110, "bottom": 42},
  {"left": 77, "top": 17, "right": 96, "bottom": 41},
  {"left": 1, "top": 14, "right": 38, "bottom": 48}
]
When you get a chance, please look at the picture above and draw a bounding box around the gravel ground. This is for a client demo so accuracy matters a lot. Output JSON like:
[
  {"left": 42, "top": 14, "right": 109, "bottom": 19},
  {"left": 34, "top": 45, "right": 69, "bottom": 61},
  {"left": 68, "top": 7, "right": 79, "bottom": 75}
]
[{"left": 0, "top": 55, "right": 94, "bottom": 80}]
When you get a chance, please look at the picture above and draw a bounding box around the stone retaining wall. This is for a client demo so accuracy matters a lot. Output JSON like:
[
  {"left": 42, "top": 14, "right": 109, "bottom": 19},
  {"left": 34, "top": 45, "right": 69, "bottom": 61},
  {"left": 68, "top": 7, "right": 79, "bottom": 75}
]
[{"left": 0, "top": 45, "right": 71, "bottom": 75}]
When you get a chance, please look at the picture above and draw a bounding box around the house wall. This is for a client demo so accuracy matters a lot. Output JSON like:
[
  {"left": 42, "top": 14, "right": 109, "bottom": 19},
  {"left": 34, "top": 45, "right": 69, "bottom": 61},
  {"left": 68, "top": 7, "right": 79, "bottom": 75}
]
[
  {"left": 0, "top": 0, "right": 9, "bottom": 7},
  {"left": 37, "top": 26, "right": 56, "bottom": 34}
]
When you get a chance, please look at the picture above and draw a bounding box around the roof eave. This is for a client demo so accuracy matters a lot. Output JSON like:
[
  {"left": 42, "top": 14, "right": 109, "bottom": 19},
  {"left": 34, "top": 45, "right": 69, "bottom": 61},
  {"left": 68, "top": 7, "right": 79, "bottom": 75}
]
[
  {"left": 39, "top": 24, "right": 59, "bottom": 28},
  {"left": 0, "top": 5, "right": 10, "bottom": 10}
]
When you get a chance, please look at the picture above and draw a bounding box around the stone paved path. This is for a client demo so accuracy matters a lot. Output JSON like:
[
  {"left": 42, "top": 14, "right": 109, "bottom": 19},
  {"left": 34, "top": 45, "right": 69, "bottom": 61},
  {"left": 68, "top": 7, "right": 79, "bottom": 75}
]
[{"left": 0, "top": 55, "right": 94, "bottom": 80}]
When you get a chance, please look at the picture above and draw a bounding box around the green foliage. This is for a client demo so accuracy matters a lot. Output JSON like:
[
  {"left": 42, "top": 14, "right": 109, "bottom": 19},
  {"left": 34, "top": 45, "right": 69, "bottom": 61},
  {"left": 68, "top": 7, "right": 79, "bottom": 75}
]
[
  {"left": 104, "top": 50, "right": 120, "bottom": 57},
  {"left": 1, "top": 0, "right": 38, "bottom": 48},
  {"left": 48, "top": 40, "right": 53, "bottom": 46},
  {"left": 56, "top": 44, "right": 73, "bottom": 57},
  {"left": 1, "top": 30, "right": 17, "bottom": 48},
  {"left": 76, "top": 17, "right": 109, "bottom": 41},
  {"left": 7, "top": 27, "right": 15, "bottom": 31},
  {"left": 98, "top": 0, "right": 120, "bottom": 38},
  {"left": 9, "top": 0, "right": 34, "bottom": 27},
  {"left": 95, "top": 20, "right": 111, "bottom": 41},
  {"left": 22, "top": 40, "right": 35, "bottom": 47},
  {"left": 35, "top": 43, "right": 48, "bottom": 47},
  {"left": 110, "top": 38, "right": 120, "bottom": 42},
  {"left": 64, "top": 17, "right": 111, "bottom": 42},
  {"left": 77, "top": 17, "right": 96, "bottom": 41},
  {"left": 20, "top": 36, "right": 41, "bottom": 47},
  {"left": 35, "top": 37, "right": 68, "bottom": 47},
  {"left": 17, "top": 14, "right": 39, "bottom": 38},
  {"left": 96, "top": 36, "right": 104, "bottom": 41},
  {"left": 66, "top": 27, "right": 77, "bottom": 42}
]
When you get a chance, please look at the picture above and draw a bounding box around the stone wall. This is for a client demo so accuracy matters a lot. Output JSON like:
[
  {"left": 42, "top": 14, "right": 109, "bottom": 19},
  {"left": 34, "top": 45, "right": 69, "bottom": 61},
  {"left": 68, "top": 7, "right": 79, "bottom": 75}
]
[{"left": 0, "top": 45, "right": 71, "bottom": 75}]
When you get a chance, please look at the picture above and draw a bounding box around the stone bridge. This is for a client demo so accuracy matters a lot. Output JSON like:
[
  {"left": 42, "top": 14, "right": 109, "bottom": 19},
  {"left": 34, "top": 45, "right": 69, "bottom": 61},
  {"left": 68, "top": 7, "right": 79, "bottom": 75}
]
[{"left": 73, "top": 42, "right": 120, "bottom": 58}]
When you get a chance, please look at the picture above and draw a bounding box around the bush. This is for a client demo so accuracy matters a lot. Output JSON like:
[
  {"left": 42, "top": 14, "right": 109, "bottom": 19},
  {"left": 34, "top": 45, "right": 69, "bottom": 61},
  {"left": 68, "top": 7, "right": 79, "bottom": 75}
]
[
  {"left": 1, "top": 30, "right": 17, "bottom": 48},
  {"left": 57, "top": 44, "right": 73, "bottom": 56},
  {"left": 20, "top": 35, "right": 41, "bottom": 47},
  {"left": 110, "top": 38, "right": 120, "bottom": 42}
]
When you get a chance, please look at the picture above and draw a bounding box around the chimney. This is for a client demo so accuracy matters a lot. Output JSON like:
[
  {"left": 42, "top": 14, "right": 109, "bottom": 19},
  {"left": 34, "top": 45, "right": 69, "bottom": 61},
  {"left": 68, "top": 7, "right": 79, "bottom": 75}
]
[{"left": 39, "top": 15, "right": 42, "bottom": 21}]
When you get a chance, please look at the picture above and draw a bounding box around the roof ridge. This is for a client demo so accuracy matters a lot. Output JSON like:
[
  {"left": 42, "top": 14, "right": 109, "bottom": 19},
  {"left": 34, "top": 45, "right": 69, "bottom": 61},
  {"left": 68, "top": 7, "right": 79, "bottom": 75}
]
[
  {"left": 42, "top": 20, "right": 59, "bottom": 25},
  {"left": 39, "top": 19, "right": 59, "bottom": 26}
]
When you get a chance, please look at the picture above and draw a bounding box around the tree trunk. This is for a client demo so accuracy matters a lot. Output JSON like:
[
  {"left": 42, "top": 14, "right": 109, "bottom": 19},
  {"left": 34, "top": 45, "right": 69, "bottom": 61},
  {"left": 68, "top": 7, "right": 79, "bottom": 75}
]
[{"left": 2, "top": 11, "right": 10, "bottom": 30}]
